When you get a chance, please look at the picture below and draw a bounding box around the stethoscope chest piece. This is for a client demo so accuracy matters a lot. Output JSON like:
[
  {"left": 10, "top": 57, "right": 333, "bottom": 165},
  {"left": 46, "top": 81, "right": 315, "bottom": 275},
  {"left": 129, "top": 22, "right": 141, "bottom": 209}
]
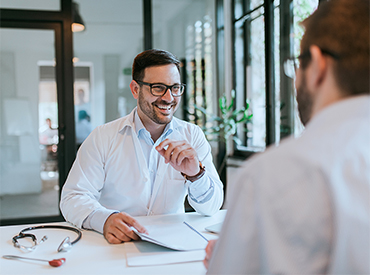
[{"left": 57, "top": 237, "right": 72, "bottom": 252}]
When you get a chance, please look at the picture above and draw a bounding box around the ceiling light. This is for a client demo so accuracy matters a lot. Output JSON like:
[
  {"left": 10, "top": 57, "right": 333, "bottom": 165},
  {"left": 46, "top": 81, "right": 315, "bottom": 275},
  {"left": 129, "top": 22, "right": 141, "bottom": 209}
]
[{"left": 72, "top": 2, "right": 85, "bottom": 32}]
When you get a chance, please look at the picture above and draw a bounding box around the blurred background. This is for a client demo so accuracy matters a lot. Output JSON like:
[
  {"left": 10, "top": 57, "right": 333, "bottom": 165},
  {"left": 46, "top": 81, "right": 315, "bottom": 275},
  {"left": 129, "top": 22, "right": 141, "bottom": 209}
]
[{"left": 0, "top": 0, "right": 318, "bottom": 224}]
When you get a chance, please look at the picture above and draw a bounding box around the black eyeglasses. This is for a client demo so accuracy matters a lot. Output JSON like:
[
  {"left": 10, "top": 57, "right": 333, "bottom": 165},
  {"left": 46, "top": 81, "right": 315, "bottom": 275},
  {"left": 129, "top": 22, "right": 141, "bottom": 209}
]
[
  {"left": 283, "top": 49, "right": 340, "bottom": 79},
  {"left": 135, "top": 80, "right": 186, "bottom": 97}
]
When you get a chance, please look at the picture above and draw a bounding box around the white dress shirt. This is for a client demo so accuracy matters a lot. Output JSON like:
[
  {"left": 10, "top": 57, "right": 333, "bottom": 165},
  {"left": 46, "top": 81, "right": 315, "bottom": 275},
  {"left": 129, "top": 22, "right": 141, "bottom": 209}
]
[
  {"left": 60, "top": 108, "right": 224, "bottom": 234},
  {"left": 134, "top": 110, "right": 216, "bottom": 201},
  {"left": 208, "top": 95, "right": 370, "bottom": 274}
]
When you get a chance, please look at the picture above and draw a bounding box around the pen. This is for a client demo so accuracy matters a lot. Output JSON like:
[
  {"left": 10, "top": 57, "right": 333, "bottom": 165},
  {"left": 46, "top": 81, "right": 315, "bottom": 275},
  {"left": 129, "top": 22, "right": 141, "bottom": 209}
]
[{"left": 183, "top": 221, "right": 209, "bottom": 242}]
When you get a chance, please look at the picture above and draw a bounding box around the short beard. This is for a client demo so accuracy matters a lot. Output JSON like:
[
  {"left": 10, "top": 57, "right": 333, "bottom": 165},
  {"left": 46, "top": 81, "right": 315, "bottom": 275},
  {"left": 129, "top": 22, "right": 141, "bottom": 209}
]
[
  {"left": 296, "top": 73, "right": 313, "bottom": 126},
  {"left": 138, "top": 88, "right": 177, "bottom": 125}
]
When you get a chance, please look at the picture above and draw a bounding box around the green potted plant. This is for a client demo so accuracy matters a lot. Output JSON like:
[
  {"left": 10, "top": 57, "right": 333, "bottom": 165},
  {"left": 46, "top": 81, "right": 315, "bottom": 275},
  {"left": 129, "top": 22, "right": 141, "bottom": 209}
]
[{"left": 192, "top": 90, "right": 253, "bottom": 175}]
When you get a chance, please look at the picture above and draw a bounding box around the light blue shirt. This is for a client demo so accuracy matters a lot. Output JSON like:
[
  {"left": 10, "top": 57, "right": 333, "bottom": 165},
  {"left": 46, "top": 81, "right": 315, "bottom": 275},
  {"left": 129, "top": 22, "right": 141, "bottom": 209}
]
[{"left": 134, "top": 110, "right": 214, "bottom": 203}]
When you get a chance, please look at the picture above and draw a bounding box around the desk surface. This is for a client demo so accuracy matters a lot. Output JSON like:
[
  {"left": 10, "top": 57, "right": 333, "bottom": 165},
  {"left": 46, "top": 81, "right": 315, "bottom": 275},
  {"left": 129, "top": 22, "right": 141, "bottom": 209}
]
[{"left": 0, "top": 210, "right": 226, "bottom": 275}]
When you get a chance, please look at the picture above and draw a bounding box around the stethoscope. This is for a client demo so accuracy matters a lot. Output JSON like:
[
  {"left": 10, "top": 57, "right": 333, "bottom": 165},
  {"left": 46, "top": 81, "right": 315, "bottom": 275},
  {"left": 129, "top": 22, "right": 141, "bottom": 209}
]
[{"left": 12, "top": 225, "right": 82, "bottom": 253}]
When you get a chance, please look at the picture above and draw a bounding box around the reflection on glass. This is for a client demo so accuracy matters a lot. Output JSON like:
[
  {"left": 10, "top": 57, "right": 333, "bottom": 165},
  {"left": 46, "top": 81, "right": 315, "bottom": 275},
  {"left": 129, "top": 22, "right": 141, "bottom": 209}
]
[
  {"left": 185, "top": 18, "right": 214, "bottom": 128},
  {"left": 152, "top": 0, "right": 215, "bottom": 127},
  {"left": 74, "top": 75, "right": 92, "bottom": 148},
  {"left": 0, "top": 29, "right": 59, "bottom": 220},
  {"left": 72, "top": 0, "right": 143, "bottom": 134},
  {"left": 39, "top": 81, "right": 59, "bottom": 173}
]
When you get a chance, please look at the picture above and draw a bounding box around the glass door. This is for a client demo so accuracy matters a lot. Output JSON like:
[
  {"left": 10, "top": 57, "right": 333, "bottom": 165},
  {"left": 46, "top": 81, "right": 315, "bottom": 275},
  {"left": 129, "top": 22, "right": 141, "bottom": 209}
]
[{"left": 0, "top": 27, "right": 63, "bottom": 222}]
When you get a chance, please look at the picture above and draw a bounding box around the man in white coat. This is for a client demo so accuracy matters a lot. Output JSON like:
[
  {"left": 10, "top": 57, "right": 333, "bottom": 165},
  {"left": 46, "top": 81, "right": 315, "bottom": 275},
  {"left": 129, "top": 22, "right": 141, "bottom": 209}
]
[
  {"left": 204, "top": 0, "right": 369, "bottom": 273},
  {"left": 60, "top": 49, "right": 223, "bottom": 244}
]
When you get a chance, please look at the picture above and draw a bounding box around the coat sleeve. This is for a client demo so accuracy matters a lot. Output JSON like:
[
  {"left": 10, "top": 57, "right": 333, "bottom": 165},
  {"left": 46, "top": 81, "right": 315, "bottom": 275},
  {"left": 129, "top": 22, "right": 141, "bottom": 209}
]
[
  {"left": 59, "top": 126, "right": 116, "bottom": 232},
  {"left": 186, "top": 124, "right": 224, "bottom": 216}
]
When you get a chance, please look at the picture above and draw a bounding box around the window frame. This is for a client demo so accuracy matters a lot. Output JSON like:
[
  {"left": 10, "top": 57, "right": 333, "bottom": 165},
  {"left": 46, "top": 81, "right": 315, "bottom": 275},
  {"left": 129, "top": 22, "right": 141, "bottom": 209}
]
[
  {"left": 224, "top": 0, "right": 319, "bottom": 160},
  {"left": 230, "top": 0, "right": 277, "bottom": 159}
]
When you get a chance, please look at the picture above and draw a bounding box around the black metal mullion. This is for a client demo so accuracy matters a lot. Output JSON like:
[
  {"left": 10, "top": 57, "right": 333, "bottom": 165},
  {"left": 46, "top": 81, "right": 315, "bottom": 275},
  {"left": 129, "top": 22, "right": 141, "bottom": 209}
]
[
  {"left": 264, "top": 0, "right": 275, "bottom": 146},
  {"left": 280, "top": 0, "right": 294, "bottom": 139},
  {"left": 58, "top": 0, "right": 75, "bottom": 198},
  {"left": 143, "top": 0, "right": 152, "bottom": 50},
  {"left": 0, "top": 9, "right": 64, "bottom": 22},
  {"left": 243, "top": 0, "right": 252, "bottom": 146}
]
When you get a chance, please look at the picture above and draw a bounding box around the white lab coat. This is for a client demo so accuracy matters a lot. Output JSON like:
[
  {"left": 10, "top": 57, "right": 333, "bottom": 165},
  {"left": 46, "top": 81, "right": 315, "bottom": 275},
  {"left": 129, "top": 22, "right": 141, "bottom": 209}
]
[{"left": 60, "top": 108, "right": 224, "bottom": 233}]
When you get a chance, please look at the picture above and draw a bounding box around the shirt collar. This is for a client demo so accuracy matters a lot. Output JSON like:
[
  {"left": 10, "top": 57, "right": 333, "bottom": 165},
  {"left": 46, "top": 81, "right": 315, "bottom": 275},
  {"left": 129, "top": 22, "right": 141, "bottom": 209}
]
[
  {"left": 134, "top": 108, "right": 174, "bottom": 142},
  {"left": 118, "top": 107, "right": 184, "bottom": 138}
]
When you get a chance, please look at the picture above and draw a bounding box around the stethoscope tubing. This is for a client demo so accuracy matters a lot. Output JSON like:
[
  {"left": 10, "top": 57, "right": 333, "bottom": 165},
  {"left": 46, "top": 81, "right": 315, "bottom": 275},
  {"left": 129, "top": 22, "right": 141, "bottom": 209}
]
[{"left": 19, "top": 225, "right": 82, "bottom": 246}]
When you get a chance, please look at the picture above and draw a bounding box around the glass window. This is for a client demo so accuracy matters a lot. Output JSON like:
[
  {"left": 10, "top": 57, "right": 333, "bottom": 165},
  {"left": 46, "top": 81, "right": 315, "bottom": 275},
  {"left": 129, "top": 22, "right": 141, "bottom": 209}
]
[
  {"left": 0, "top": 28, "right": 60, "bottom": 220},
  {"left": 0, "top": 0, "right": 60, "bottom": 10},
  {"left": 152, "top": 0, "right": 217, "bottom": 126},
  {"left": 72, "top": 0, "right": 143, "bottom": 147},
  {"left": 234, "top": 2, "right": 266, "bottom": 150},
  {"left": 231, "top": 0, "right": 318, "bottom": 156}
]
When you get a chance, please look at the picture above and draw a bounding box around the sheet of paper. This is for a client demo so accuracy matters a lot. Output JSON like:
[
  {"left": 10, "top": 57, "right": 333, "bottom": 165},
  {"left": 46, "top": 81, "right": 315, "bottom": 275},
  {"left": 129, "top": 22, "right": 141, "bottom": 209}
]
[
  {"left": 205, "top": 222, "right": 223, "bottom": 234},
  {"left": 126, "top": 250, "right": 206, "bottom": 266},
  {"left": 133, "top": 222, "right": 208, "bottom": 251}
]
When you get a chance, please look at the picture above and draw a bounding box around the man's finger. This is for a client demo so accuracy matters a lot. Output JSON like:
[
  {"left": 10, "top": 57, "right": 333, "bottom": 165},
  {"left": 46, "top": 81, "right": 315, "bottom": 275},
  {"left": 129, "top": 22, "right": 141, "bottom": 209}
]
[
  {"left": 121, "top": 213, "right": 148, "bottom": 234},
  {"left": 109, "top": 225, "right": 134, "bottom": 242},
  {"left": 105, "top": 232, "right": 122, "bottom": 244}
]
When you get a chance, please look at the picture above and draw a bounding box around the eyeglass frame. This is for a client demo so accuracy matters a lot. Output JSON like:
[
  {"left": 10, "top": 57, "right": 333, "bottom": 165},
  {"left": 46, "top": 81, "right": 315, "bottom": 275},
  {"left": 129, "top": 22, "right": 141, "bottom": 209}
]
[
  {"left": 135, "top": 80, "right": 186, "bottom": 97},
  {"left": 283, "top": 48, "right": 340, "bottom": 79}
]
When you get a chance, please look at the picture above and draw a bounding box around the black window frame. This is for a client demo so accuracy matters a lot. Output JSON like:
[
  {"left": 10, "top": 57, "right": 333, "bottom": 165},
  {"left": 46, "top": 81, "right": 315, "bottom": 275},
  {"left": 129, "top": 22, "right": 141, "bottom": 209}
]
[{"left": 222, "top": 0, "right": 320, "bottom": 160}]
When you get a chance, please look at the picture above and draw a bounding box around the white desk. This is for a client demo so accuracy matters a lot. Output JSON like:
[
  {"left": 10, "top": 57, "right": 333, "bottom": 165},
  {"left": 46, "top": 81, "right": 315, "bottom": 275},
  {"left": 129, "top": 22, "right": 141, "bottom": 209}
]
[{"left": 0, "top": 210, "right": 226, "bottom": 275}]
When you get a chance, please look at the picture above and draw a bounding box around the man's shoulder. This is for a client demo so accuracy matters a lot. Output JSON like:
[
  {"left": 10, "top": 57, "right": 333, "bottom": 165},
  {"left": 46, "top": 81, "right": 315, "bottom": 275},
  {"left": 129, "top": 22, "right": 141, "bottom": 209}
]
[
  {"left": 241, "top": 136, "right": 309, "bottom": 176},
  {"left": 171, "top": 116, "right": 201, "bottom": 133},
  {"left": 93, "top": 114, "right": 133, "bottom": 138}
]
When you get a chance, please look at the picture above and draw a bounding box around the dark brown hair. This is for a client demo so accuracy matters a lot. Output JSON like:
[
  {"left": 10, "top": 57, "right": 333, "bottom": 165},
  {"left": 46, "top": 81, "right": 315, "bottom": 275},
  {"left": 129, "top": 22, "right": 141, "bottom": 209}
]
[
  {"left": 132, "top": 49, "right": 181, "bottom": 82},
  {"left": 300, "top": 0, "right": 369, "bottom": 96}
]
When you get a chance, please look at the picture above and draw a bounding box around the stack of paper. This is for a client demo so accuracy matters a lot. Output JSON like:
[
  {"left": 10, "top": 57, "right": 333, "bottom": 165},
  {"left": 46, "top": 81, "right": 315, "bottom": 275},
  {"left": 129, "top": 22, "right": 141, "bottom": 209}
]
[
  {"left": 126, "top": 250, "right": 206, "bottom": 267},
  {"left": 133, "top": 222, "right": 208, "bottom": 251}
]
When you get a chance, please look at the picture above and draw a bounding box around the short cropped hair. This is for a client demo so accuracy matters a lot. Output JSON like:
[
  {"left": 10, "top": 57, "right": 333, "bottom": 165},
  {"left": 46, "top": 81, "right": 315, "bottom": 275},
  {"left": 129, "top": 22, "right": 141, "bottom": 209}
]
[
  {"left": 300, "top": 0, "right": 369, "bottom": 96},
  {"left": 132, "top": 49, "right": 181, "bottom": 82}
]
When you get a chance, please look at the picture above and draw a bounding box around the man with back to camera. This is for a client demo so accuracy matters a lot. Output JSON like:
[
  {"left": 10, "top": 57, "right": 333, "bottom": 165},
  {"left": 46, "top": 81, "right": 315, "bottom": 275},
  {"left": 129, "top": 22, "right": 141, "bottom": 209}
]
[
  {"left": 204, "top": 0, "right": 370, "bottom": 273},
  {"left": 60, "top": 49, "right": 224, "bottom": 244}
]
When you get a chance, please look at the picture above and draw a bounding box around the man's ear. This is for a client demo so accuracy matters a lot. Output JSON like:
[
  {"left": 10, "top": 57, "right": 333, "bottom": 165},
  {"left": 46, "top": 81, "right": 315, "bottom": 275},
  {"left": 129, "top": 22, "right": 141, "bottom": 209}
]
[
  {"left": 130, "top": 80, "right": 139, "bottom": 99},
  {"left": 307, "top": 45, "right": 328, "bottom": 89}
]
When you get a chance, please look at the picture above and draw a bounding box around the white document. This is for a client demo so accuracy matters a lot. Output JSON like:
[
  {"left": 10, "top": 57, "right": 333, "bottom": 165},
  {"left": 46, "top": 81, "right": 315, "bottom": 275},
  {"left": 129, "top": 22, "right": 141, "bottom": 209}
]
[
  {"left": 126, "top": 250, "right": 205, "bottom": 267},
  {"left": 133, "top": 222, "right": 208, "bottom": 251},
  {"left": 205, "top": 222, "right": 223, "bottom": 234}
]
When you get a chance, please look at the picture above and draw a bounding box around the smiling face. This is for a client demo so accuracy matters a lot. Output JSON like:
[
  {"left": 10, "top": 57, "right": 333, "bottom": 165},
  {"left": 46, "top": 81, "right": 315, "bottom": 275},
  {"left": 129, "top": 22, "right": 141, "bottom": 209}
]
[{"left": 131, "top": 64, "right": 181, "bottom": 132}]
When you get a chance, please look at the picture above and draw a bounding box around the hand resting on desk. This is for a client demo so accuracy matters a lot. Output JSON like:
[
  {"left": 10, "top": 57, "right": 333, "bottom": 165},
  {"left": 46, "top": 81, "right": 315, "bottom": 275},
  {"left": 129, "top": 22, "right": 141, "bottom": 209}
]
[{"left": 103, "top": 212, "right": 148, "bottom": 244}]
